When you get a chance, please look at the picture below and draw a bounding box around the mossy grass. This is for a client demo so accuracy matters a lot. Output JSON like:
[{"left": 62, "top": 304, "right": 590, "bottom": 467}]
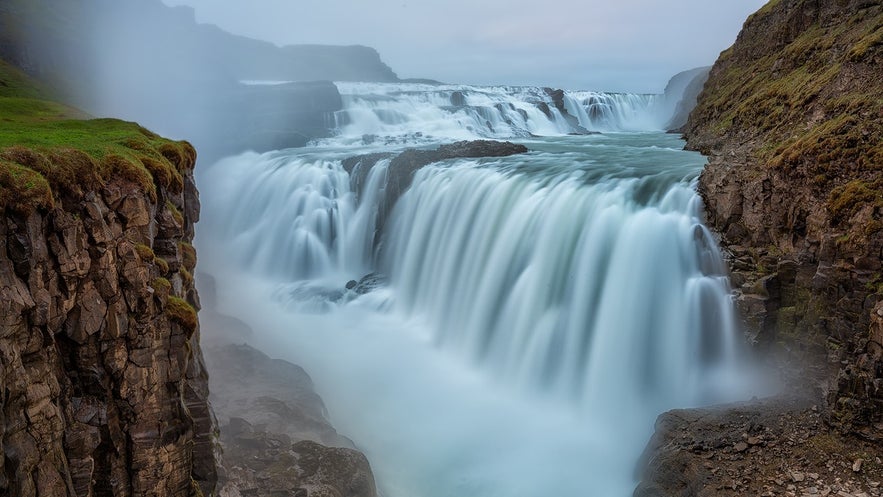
[
  {"left": 692, "top": 5, "right": 883, "bottom": 224},
  {"left": 0, "top": 60, "right": 196, "bottom": 214},
  {"left": 179, "top": 242, "right": 197, "bottom": 272},
  {"left": 150, "top": 277, "right": 172, "bottom": 295},
  {"left": 166, "top": 296, "right": 197, "bottom": 332},
  {"left": 134, "top": 243, "right": 156, "bottom": 262},
  {"left": 166, "top": 200, "right": 184, "bottom": 226},
  {"left": 155, "top": 257, "right": 170, "bottom": 275}
]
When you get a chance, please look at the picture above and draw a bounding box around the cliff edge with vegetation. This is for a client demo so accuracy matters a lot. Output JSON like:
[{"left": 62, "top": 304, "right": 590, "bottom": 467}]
[
  {"left": 0, "top": 60, "right": 216, "bottom": 496},
  {"left": 688, "top": 0, "right": 882, "bottom": 436},
  {"left": 636, "top": 2, "right": 882, "bottom": 495}
]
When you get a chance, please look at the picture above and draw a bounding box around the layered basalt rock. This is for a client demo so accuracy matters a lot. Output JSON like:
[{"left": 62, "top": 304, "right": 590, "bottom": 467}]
[
  {"left": 0, "top": 151, "right": 217, "bottom": 496},
  {"left": 637, "top": 2, "right": 882, "bottom": 494},
  {"left": 685, "top": 0, "right": 883, "bottom": 437}
]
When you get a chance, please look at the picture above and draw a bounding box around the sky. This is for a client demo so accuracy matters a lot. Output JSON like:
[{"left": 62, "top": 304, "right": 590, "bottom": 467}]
[{"left": 161, "top": 0, "right": 768, "bottom": 93}]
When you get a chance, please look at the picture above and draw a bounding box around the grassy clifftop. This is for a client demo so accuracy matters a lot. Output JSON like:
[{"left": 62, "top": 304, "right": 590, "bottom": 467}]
[
  {"left": 0, "top": 60, "right": 196, "bottom": 213},
  {"left": 686, "top": 0, "right": 883, "bottom": 436},
  {"left": 687, "top": 0, "right": 882, "bottom": 221}
]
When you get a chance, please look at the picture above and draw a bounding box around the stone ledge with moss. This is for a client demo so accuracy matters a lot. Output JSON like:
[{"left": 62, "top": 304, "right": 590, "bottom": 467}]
[
  {"left": 0, "top": 60, "right": 197, "bottom": 214},
  {"left": 0, "top": 58, "right": 216, "bottom": 496}
]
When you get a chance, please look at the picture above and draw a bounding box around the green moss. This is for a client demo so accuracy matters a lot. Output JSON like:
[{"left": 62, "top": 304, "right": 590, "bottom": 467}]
[
  {"left": 693, "top": 4, "right": 883, "bottom": 229},
  {"left": 827, "top": 179, "right": 883, "bottom": 222},
  {"left": 0, "top": 60, "right": 196, "bottom": 213},
  {"left": 179, "top": 242, "right": 197, "bottom": 272},
  {"left": 0, "top": 159, "right": 53, "bottom": 212},
  {"left": 155, "top": 257, "right": 170, "bottom": 275},
  {"left": 150, "top": 277, "right": 171, "bottom": 295},
  {"left": 166, "top": 296, "right": 197, "bottom": 332},
  {"left": 848, "top": 22, "right": 883, "bottom": 61},
  {"left": 134, "top": 243, "right": 156, "bottom": 262},
  {"left": 166, "top": 200, "right": 184, "bottom": 226}
]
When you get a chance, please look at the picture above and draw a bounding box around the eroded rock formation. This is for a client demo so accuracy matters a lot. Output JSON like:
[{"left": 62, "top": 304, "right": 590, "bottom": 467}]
[
  {"left": 0, "top": 155, "right": 217, "bottom": 495},
  {"left": 687, "top": 0, "right": 883, "bottom": 436},
  {"left": 198, "top": 276, "right": 377, "bottom": 497},
  {"left": 637, "top": 1, "right": 882, "bottom": 494}
]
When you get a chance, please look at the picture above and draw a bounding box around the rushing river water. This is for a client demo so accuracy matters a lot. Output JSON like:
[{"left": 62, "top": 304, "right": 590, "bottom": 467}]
[{"left": 197, "top": 82, "right": 761, "bottom": 497}]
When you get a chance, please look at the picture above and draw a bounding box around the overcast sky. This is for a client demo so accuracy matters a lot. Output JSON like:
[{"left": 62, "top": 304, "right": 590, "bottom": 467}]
[{"left": 161, "top": 0, "right": 767, "bottom": 93}]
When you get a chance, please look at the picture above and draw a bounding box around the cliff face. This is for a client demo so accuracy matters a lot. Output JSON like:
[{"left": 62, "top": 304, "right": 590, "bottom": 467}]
[
  {"left": 685, "top": 0, "right": 883, "bottom": 437},
  {"left": 662, "top": 66, "right": 711, "bottom": 131},
  {"left": 0, "top": 60, "right": 217, "bottom": 495},
  {"left": 1, "top": 155, "right": 216, "bottom": 496}
]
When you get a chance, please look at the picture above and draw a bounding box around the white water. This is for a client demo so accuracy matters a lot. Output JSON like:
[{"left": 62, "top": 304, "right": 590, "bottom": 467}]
[
  {"left": 198, "top": 84, "right": 762, "bottom": 497},
  {"left": 326, "top": 82, "right": 664, "bottom": 146}
]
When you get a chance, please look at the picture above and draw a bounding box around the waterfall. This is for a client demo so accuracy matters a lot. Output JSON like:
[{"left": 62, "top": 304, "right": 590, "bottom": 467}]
[
  {"left": 381, "top": 155, "right": 741, "bottom": 414},
  {"left": 328, "top": 82, "right": 664, "bottom": 145},
  {"left": 198, "top": 102, "right": 759, "bottom": 497},
  {"left": 201, "top": 150, "right": 389, "bottom": 282}
]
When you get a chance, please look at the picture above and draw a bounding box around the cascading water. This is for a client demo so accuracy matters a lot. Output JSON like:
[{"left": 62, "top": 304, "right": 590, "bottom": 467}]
[
  {"left": 198, "top": 84, "right": 762, "bottom": 497},
  {"left": 383, "top": 155, "right": 741, "bottom": 414},
  {"left": 326, "top": 82, "right": 664, "bottom": 146}
]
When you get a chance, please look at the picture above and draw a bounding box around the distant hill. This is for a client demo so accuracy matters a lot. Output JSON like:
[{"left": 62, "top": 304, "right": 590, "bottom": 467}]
[
  {"left": 0, "top": 0, "right": 398, "bottom": 90},
  {"left": 0, "top": 0, "right": 398, "bottom": 158}
]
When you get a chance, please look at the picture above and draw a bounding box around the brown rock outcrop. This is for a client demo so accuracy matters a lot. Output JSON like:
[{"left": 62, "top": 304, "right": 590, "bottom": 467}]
[
  {"left": 342, "top": 140, "right": 529, "bottom": 235},
  {"left": 0, "top": 160, "right": 217, "bottom": 495},
  {"left": 684, "top": 0, "right": 883, "bottom": 437},
  {"left": 197, "top": 274, "right": 377, "bottom": 497}
]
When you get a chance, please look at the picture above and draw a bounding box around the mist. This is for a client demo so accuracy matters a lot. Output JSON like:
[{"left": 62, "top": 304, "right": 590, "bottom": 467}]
[
  {"left": 161, "top": 0, "right": 768, "bottom": 92},
  {"left": 6, "top": 1, "right": 773, "bottom": 495}
]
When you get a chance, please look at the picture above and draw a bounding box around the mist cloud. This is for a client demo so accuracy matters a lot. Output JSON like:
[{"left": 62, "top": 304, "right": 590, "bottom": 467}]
[{"left": 161, "top": 0, "right": 767, "bottom": 92}]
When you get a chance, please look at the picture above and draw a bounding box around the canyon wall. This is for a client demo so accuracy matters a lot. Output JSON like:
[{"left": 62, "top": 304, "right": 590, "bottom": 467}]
[
  {"left": 0, "top": 60, "right": 217, "bottom": 492},
  {"left": 686, "top": 0, "right": 882, "bottom": 437}
]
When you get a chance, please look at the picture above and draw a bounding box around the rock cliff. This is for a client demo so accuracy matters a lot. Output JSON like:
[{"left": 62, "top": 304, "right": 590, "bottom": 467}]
[
  {"left": 686, "top": 0, "right": 883, "bottom": 437},
  {"left": 0, "top": 61, "right": 217, "bottom": 496},
  {"left": 636, "top": 1, "right": 882, "bottom": 494}
]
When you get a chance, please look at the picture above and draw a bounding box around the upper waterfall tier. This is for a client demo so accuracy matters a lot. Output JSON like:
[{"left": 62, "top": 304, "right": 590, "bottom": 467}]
[{"left": 329, "top": 82, "right": 666, "bottom": 145}]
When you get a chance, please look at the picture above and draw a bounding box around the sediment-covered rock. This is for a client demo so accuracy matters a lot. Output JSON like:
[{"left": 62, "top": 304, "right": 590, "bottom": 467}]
[
  {"left": 0, "top": 156, "right": 217, "bottom": 495},
  {"left": 635, "top": 395, "right": 883, "bottom": 497}
]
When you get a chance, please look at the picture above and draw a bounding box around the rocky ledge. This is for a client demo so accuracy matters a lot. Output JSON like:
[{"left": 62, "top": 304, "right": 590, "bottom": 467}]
[
  {"left": 635, "top": 394, "right": 883, "bottom": 497},
  {"left": 342, "top": 139, "right": 529, "bottom": 233},
  {"left": 198, "top": 275, "right": 377, "bottom": 497}
]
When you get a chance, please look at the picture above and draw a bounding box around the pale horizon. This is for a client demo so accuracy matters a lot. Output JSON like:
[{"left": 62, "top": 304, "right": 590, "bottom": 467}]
[{"left": 160, "top": 0, "right": 768, "bottom": 93}]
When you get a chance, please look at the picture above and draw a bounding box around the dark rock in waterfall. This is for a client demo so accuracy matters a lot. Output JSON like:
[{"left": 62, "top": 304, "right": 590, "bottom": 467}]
[
  {"left": 543, "top": 87, "right": 591, "bottom": 134},
  {"left": 450, "top": 91, "right": 467, "bottom": 107},
  {"left": 350, "top": 273, "right": 389, "bottom": 295},
  {"left": 342, "top": 152, "right": 396, "bottom": 201},
  {"left": 343, "top": 140, "right": 529, "bottom": 239}
]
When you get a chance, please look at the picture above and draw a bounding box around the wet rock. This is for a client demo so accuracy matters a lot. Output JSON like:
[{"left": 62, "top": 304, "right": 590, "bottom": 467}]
[
  {"left": 205, "top": 343, "right": 377, "bottom": 497},
  {"left": 343, "top": 140, "right": 529, "bottom": 235},
  {"left": 686, "top": 0, "right": 883, "bottom": 438}
]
